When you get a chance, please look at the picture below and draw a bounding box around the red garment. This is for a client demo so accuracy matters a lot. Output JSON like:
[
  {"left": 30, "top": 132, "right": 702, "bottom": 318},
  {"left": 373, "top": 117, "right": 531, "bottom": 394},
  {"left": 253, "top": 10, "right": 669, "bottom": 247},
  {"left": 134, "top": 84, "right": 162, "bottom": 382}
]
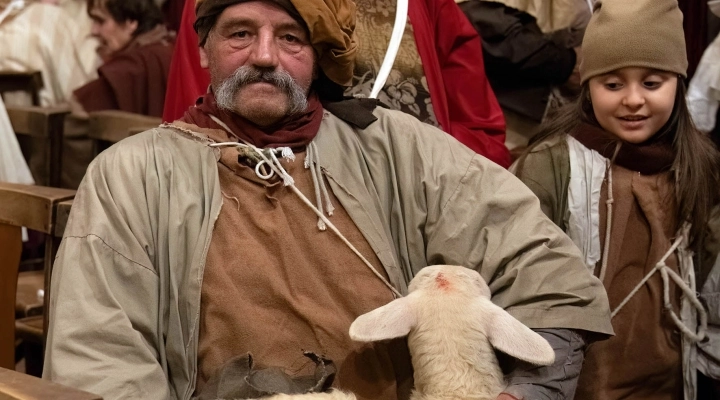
[
  {"left": 180, "top": 92, "right": 323, "bottom": 149},
  {"left": 75, "top": 41, "right": 174, "bottom": 117},
  {"left": 162, "top": 0, "right": 209, "bottom": 121},
  {"left": 162, "top": 0, "right": 509, "bottom": 167},
  {"left": 408, "top": 0, "right": 508, "bottom": 167}
]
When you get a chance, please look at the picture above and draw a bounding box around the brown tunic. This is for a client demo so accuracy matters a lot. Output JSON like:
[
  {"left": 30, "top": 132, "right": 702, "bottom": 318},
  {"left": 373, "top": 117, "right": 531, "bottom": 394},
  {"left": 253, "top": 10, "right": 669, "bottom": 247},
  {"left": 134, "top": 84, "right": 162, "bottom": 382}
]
[
  {"left": 195, "top": 128, "right": 413, "bottom": 399},
  {"left": 577, "top": 166, "right": 682, "bottom": 400}
]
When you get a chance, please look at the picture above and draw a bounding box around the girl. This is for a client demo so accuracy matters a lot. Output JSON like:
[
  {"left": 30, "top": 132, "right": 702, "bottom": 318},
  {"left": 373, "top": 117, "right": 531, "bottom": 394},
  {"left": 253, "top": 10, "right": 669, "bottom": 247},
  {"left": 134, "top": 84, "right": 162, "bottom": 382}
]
[{"left": 512, "top": 0, "right": 720, "bottom": 399}]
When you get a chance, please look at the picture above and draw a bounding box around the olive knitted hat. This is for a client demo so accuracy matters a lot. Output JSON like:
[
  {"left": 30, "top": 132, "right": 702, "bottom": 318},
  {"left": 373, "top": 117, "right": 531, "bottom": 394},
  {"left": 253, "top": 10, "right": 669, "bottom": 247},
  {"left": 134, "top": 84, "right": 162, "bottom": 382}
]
[{"left": 579, "top": 0, "right": 687, "bottom": 83}]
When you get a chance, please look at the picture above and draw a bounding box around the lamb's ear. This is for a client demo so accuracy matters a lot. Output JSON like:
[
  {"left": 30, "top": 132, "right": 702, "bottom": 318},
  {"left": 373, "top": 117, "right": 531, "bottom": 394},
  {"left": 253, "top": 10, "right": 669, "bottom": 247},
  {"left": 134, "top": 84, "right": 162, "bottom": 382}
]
[
  {"left": 349, "top": 295, "right": 417, "bottom": 342},
  {"left": 484, "top": 302, "right": 555, "bottom": 366}
]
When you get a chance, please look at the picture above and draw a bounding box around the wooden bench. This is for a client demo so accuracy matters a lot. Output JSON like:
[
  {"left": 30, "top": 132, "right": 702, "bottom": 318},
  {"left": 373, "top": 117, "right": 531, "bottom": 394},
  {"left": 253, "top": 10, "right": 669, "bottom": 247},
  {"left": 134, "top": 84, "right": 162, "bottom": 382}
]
[
  {"left": 0, "top": 183, "right": 75, "bottom": 373},
  {"left": 0, "top": 367, "right": 102, "bottom": 400},
  {"left": 7, "top": 106, "right": 70, "bottom": 188},
  {"left": 88, "top": 110, "right": 161, "bottom": 155},
  {"left": 0, "top": 71, "right": 43, "bottom": 106}
]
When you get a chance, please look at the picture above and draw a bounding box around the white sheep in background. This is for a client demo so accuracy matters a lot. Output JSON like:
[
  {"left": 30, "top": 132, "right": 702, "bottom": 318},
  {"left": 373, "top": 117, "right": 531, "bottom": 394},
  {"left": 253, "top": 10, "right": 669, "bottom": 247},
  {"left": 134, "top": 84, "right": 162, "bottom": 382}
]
[{"left": 349, "top": 264, "right": 555, "bottom": 400}]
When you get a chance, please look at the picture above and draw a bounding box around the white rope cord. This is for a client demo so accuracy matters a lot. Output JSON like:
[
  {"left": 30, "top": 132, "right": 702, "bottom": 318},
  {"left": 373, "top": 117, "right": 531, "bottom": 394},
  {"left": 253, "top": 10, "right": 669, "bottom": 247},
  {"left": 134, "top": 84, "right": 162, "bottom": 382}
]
[
  {"left": 0, "top": 0, "right": 24, "bottom": 25},
  {"left": 660, "top": 264, "right": 707, "bottom": 342},
  {"left": 598, "top": 144, "right": 620, "bottom": 282},
  {"left": 209, "top": 140, "right": 403, "bottom": 298},
  {"left": 585, "top": 0, "right": 594, "bottom": 13},
  {"left": 305, "top": 143, "right": 326, "bottom": 230},
  {"left": 370, "top": 0, "right": 409, "bottom": 98},
  {"left": 610, "top": 226, "right": 708, "bottom": 342},
  {"left": 310, "top": 142, "right": 334, "bottom": 216}
]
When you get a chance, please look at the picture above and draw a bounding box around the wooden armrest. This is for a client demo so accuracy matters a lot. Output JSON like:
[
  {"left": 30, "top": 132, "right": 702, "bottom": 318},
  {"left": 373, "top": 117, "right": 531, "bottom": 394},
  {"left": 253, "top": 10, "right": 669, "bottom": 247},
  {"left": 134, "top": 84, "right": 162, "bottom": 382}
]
[
  {"left": 88, "top": 110, "right": 161, "bottom": 144},
  {"left": 0, "top": 183, "right": 75, "bottom": 234},
  {"left": 54, "top": 199, "right": 73, "bottom": 238},
  {"left": 0, "top": 367, "right": 102, "bottom": 400},
  {"left": 5, "top": 106, "right": 70, "bottom": 138},
  {"left": 0, "top": 71, "right": 43, "bottom": 91}
]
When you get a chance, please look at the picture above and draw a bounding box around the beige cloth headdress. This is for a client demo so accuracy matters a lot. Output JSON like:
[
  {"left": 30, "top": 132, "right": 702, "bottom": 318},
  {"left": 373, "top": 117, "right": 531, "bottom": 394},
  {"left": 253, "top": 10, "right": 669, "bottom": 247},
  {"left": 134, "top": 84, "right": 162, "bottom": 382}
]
[{"left": 195, "top": 0, "right": 357, "bottom": 86}]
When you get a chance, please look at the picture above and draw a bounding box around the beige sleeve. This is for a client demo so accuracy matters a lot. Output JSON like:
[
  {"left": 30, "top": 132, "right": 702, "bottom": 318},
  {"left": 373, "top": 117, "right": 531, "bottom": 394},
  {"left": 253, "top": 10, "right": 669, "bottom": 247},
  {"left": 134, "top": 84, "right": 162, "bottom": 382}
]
[
  {"left": 43, "top": 141, "right": 170, "bottom": 400},
  {"left": 417, "top": 138, "right": 611, "bottom": 335}
]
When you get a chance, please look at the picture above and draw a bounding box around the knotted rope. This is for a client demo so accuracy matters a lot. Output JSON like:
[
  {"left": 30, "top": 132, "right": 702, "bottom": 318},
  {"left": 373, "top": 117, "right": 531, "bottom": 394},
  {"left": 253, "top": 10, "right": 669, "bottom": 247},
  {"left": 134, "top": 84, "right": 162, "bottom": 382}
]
[{"left": 209, "top": 136, "right": 402, "bottom": 299}]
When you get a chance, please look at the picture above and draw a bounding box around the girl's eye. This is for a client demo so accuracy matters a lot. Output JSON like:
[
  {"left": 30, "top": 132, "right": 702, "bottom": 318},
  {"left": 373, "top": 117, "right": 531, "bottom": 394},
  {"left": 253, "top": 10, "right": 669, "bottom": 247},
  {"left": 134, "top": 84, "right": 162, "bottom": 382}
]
[
  {"left": 604, "top": 82, "right": 622, "bottom": 90},
  {"left": 643, "top": 81, "right": 662, "bottom": 89}
]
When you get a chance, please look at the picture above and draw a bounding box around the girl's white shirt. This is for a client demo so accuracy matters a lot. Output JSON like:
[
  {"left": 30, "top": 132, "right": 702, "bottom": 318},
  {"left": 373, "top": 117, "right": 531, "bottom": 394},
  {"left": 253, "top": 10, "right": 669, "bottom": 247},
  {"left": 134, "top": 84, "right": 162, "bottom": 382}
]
[{"left": 566, "top": 135, "right": 605, "bottom": 270}]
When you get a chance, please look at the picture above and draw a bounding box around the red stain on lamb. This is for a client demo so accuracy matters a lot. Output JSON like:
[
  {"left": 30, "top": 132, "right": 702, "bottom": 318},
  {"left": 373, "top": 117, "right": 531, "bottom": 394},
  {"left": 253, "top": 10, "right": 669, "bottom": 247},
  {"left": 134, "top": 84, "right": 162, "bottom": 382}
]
[{"left": 435, "top": 273, "right": 451, "bottom": 290}]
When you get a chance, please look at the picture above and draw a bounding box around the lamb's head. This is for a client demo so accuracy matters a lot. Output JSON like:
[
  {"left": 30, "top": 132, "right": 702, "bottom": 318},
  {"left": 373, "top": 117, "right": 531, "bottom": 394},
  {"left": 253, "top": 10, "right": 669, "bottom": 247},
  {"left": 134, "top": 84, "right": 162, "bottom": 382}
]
[
  {"left": 349, "top": 265, "right": 555, "bottom": 366},
  {"left": 407, "top": 264, "right": 491, "bottom": 299}
]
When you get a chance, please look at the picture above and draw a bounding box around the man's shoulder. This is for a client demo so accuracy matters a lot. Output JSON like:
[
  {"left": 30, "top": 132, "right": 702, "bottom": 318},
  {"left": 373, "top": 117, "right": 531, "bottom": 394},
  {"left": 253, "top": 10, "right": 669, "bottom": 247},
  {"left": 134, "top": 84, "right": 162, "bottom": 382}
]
[
  {"left": 320, "top": 105, "right": 480, "bottom": 172},
  {"left": 88, "top": 125, "right": 214, "bottom": 175},
  {"left": 324, "top": 105, "right": 448, "bottom": 143}
]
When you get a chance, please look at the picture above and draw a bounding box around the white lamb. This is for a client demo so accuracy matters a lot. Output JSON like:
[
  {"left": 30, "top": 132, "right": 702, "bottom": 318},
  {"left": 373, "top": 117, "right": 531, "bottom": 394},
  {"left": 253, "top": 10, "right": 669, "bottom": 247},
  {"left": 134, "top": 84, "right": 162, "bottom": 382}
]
[
  {"left": 259, "top": 265, "right": 554, "bottom": 400},
  {"left": 261, "top": 392, "right": 356, "bottom": 400},
  {"left": 348, "top": 264, "right": 555, "bottom": 400}
]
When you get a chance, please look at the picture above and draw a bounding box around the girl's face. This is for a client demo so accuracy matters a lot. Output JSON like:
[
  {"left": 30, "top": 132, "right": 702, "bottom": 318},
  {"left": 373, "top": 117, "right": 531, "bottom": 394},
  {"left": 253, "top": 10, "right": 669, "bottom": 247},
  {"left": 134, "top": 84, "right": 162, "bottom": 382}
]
[{"left": 588, "top": 67, "right": 678, "bottom": 144}]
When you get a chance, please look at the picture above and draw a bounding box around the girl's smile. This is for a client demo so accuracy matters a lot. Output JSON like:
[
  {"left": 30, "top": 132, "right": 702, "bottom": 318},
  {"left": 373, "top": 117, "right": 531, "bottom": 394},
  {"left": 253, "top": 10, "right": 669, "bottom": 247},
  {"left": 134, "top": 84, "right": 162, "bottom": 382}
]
[{"left": 588, "top": 67, "right": 678, "bottom": 144}]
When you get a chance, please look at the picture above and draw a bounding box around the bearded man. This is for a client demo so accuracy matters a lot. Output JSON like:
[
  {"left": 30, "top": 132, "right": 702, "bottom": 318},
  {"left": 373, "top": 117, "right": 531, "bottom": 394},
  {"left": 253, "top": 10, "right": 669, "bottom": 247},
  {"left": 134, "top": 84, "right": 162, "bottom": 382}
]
[{"left": 43, "top": 1, "right": 613, "bottom": 399}]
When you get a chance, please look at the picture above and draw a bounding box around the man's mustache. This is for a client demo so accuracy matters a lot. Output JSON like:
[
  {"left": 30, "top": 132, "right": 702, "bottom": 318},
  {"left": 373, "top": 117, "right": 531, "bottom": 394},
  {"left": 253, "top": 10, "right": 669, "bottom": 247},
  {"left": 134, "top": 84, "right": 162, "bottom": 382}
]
[
  {"left": 215, "top": 65, "right": 309, "bottom": 116},
  {"left": 227, "top": 67, "right": 296, "bottom": 93}
]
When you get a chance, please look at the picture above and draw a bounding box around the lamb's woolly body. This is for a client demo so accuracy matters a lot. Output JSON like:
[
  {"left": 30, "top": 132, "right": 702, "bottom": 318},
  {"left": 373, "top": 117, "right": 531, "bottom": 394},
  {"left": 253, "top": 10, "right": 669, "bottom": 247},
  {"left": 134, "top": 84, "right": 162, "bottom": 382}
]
[
  {"left": 408, "top": 295, "right": 504, "bottom": 400},
  {"left": 259, "top": 391, "right": 357, "bottom": 400},
  {"left": 246, "top": 266, "right": 554, "bottom": 400},
  {"left": 349, "top": 265, "right": 555, "bottom": 400}
]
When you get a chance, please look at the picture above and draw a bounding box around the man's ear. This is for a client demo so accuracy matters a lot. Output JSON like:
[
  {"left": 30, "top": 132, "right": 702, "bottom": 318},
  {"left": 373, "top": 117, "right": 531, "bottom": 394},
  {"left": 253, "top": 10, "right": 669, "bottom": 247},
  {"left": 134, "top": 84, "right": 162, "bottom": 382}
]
[
  {"left": 199, "top": 46, "right": 209, "bottom": 69},
  {"left": 126, "top": 20, "right": 139, "bottom": 35}
]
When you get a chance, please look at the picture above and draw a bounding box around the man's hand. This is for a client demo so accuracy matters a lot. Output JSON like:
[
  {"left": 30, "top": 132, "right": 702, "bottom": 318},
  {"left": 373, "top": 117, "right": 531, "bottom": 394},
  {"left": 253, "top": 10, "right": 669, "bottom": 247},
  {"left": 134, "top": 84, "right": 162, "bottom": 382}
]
[{"left": 496, "top": 394, "right": 520, "bottom": 400}]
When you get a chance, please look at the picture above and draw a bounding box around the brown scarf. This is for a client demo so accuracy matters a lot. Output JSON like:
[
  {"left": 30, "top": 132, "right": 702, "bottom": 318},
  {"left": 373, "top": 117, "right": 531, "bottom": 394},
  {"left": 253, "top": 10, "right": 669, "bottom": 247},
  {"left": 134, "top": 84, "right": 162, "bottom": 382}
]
[
  {"left": 180, "top": 91, "right": 324, "bottom": 149},
  {"left": 571, "top": 123, "right": 675, "bottom": 175}
]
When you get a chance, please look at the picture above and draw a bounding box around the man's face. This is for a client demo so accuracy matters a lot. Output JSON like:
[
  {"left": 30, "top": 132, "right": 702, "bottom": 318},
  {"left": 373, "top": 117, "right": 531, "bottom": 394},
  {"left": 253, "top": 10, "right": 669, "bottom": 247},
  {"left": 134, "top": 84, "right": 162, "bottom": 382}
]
[
  {"left": 199, "top": 1, "right": 317, "bottom": 126},
  {"left": 89, "top": 6, "right": 138, "bottom": 60}
]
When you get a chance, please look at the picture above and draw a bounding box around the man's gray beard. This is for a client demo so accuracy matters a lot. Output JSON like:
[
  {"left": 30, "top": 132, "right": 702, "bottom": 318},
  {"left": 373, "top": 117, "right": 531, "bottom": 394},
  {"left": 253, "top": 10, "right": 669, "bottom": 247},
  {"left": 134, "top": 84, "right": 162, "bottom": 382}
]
[{"left": 215, "top": 66, "right": 308, "bottom": 117}]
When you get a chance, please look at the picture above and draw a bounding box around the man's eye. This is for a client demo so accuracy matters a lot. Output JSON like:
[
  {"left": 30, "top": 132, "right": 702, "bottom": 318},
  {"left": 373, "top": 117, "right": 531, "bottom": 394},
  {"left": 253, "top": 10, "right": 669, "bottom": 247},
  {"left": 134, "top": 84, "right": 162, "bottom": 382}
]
[
  {"left": 232, "top": 31, "right": 249, "bottom": 38},
  {"left": 282, "top": 34, "right": 299, "bottom": 42}
]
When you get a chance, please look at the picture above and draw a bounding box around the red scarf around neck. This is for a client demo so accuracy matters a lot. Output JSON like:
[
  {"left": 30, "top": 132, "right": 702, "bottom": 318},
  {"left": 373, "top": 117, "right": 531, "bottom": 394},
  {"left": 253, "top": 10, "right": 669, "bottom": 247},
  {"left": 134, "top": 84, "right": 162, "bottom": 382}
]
[
  {"left": 571, "top": 123, "right": 675, "bottom": 175},
  {"left": 180, "top": 91, "right": 324, "bottom": 149}
]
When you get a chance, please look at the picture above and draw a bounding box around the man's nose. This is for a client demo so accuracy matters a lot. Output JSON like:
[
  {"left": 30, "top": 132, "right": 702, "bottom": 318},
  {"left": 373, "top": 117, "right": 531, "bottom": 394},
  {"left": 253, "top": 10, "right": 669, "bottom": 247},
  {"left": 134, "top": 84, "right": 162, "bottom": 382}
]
[
  {"left": 249, "top": 32, "right": 279, "bottom": 69},
  {"left": 90, "top": 22, "right": 101, "bottom": 37}
]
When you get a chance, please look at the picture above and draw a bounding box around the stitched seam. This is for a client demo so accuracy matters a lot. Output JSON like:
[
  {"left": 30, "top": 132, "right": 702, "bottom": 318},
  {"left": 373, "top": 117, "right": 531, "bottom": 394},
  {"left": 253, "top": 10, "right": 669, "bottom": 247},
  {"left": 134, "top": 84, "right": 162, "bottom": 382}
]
[
  {"left": 61, "top": 234, "right": 157, "bottom": 276},
  {"left": 438, "top": 155, "right": 475, "bottom": 214}
]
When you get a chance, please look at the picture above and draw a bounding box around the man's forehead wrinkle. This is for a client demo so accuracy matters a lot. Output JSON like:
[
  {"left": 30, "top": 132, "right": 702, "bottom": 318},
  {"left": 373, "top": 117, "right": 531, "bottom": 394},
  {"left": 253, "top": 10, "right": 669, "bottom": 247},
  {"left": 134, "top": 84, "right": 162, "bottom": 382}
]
[{"left": 216, "top": 16, "right": 305, "bottom": 33}]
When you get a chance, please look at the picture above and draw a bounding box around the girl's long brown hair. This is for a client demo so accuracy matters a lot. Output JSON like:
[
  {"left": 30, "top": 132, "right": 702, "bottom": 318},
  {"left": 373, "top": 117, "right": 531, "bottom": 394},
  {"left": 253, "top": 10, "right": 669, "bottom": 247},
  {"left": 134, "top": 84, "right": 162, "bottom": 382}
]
[{"left": 516, "top": 80, "right": 720, "bottom": 248}]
